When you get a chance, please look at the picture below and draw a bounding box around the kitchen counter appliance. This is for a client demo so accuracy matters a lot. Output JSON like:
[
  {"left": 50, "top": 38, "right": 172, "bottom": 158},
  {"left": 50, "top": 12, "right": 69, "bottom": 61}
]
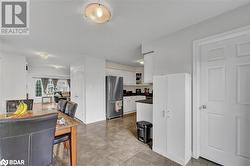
[{"left": 106, "top": 76, "right": 123, "bottom": 119}]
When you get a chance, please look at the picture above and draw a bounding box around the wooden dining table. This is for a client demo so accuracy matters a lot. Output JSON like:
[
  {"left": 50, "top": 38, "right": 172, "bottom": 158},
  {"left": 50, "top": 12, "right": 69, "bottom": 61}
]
[
  {"left": 0, "top": 109, "right": 81, "bottom": 166},
  {"left": 56, "top": 111, "right": 80, "bottom": 166}
]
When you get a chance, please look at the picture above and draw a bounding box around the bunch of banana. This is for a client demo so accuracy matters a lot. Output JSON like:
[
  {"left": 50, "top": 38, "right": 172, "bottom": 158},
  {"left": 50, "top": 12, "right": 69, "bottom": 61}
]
[{"left": 14, "top": 101, "right": 28, "bottom": 115}]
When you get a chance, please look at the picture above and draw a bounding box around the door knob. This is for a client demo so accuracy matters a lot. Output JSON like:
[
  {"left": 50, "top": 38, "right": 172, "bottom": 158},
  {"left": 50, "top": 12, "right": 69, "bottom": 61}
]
[{"left": 200, "top": 105, "right": 207, "bottom": 110}]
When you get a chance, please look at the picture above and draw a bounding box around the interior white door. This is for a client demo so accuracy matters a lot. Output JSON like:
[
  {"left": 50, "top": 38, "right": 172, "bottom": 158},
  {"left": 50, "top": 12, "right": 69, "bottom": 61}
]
[
  {"left": 153, "top": 76, "right": 168, "bottom": 156},
  {"left": 71, "top": 66, "right": 85, "bottom": 122},
  {"left": 200, "top": 34, "right": 250, "bottom": 166}
]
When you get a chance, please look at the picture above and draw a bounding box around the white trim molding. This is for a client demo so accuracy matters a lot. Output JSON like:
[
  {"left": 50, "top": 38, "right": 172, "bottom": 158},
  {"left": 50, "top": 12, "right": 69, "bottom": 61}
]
[{"left": 192, "top": 24, "right": 250, "bottom": 159}]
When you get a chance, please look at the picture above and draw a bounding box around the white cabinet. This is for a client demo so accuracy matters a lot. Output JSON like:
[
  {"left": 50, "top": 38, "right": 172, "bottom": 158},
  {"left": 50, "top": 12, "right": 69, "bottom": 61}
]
[
  {"left": 123, "top": 95, "right": 146, "bottom": 114},
  {"left": 144, "top": 53, "right": 154, "bottom": 83},
  {"left": 153, "top": 73, "right": 191, "bottom": 166},
  {"left": 123, "top": 96, "right": 130, "bottom": 113},
  {"left": 106, "top": 68, "right": 136, "bottom": 85},
  {"left": 136, "top": 102, "right": 153, "bottom": 123},
  {"left": 123, "top": 70, "right": 136, "bottom": 85}
]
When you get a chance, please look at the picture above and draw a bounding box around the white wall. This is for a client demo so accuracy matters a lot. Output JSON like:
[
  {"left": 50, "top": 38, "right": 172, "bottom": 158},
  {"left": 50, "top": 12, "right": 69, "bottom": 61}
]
[
  {"left": 0, "top": 54, "right": 27, "bottom": 113},
  {"left": 28, "top": 66, "right": 70, "bottom": 78},
  {"left": 106, "top": 61, "right": 143, "bottom": 72},
  {"left": 85, "top": 57, "right": 106, "bottom": 124},
  {"left": 71, "top": 56, "right": 106, "bottom": 124},
  {"left": 142, "top": 4, "right": 250, "bottom": 75},
  {"left": 106, "top": 61, "right": 137, "bottom": 72}
]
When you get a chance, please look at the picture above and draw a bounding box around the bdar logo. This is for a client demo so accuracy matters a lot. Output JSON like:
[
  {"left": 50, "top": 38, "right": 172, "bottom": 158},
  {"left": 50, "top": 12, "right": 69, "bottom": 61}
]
[{"left": 0, "top": 159, "right": 8, "bottom": 166}]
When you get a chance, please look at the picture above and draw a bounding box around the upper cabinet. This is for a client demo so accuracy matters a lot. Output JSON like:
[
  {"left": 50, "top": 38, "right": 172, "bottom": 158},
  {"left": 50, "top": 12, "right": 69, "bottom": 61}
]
[
  {"left": 105, "top": 62, "right": 148, "bottom": 86},
  {"left": 106, "top": 68, "right": 136, "bottom": 85},
  {"left": 144, "top": 52, "right": 155, "bottom": 83}
]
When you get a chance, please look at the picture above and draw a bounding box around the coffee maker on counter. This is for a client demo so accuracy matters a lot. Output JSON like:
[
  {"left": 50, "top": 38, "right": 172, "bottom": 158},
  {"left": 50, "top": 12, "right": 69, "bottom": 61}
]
[
  {"left": 136, "top": 89, "right": 141, "bottom": 94},
  {"left": 144, "top": 88, "right": 150, "bottom": 95}
]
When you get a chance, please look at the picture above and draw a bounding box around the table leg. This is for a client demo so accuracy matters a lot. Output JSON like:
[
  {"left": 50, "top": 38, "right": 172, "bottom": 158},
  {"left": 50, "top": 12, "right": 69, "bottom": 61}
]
[{"left": 70, "top": 127, "right": 77, "bottom": 166}]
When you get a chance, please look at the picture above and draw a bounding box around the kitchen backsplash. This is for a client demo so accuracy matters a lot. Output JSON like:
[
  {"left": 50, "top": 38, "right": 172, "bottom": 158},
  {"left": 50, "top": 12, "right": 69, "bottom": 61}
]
[{"left": 123, "top": 85, "right": 153, "bottom": 93}]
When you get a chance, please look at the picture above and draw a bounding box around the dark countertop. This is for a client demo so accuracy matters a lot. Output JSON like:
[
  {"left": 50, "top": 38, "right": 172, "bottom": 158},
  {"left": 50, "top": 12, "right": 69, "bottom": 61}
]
[
  {"left": 123, "top": 93, "right": 153, "bottom": 97},
  {"left": 136, "top": 99, "right": 153, "bottom": 104}
]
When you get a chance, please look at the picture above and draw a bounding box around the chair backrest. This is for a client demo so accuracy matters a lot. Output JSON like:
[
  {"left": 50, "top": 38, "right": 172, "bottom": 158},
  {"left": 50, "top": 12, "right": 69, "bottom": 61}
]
[
  {"left": 57, "top": 99, "right": 68, "bottom": 112},
  {"left": 64, "top": 101, "right": 78, "bottom": 118},
  {"left": 54, "top": 91, "right": 63, "bottom": 97},
  {"left": 0, "top": 113, "right": 58, "bottom": 166},
  {"left": 6, "top": 99, "right": 34, "bottom": 113}
]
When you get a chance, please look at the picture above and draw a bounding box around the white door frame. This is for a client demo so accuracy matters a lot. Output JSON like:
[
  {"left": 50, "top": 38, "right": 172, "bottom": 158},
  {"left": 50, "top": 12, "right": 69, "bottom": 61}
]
[{"left": 192, "top": 25, "right": 250, "bottom": 159}]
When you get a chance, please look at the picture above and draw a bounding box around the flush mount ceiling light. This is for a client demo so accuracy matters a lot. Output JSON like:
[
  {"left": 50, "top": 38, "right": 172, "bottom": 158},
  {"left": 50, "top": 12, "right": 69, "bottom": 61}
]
[
  {"left": 84, "top": 2, "right": 111, "bottom": 24},
  {"left": 137, "top": 59, "right": 144, "bottom": 65},
  {"left": 51, "top": 65, "right": 64, "bottom": 69},
  {"left": 39, "top": 52, "right": 49, "bottom": 60}
]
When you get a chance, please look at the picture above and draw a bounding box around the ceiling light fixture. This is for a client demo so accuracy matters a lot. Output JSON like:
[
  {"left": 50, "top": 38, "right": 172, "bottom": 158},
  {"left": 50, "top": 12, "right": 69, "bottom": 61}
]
[
  {"left": 52, "top": 65, "right": 64, "bottom": 69},
  {"left": 137, "top": 59, "right": 144, "bottom": 65},
  {"left": 96, "top": 6, "right": 103, "bottom": 18},
  {"left": 39, "top": 52, "right": 49, "bottom": 60},
  {"left": 84, "top": 2, "right": 111, "bottom": 24}
]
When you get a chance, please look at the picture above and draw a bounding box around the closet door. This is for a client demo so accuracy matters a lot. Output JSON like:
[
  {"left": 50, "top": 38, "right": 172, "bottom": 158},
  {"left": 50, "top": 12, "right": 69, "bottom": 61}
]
[
  {"left": 71, "top": 65, "right": 85, "bottom": 122},
  {"left": 166, "top": 74, "right": 191, "bottom": 165},
  {"left": 153, "top": 75, "right": 168, "bottom": 156}
]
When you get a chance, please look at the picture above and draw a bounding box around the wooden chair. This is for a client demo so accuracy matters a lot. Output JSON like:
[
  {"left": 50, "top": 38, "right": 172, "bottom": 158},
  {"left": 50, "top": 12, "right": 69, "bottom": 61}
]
[{"left": 54, "top": 101, "right": 78, "bottom": 150}]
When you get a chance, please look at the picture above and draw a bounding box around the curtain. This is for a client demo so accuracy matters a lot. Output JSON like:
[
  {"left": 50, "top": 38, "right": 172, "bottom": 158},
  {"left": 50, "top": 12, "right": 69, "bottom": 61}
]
[
  {"left": 67, "top": 79, "right": 70, "bottom": 88},
  {"left": 41, "top": 78, "right": 49, "bottom": 93},
  {"left": 52, "top": 79, "right": 58, "bottom": 90}
]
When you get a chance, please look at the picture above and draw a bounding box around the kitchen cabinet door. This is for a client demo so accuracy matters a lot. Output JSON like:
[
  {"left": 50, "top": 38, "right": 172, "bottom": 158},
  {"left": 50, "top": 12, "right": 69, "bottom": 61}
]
[
  {"left": 129, "top": 97, "right": 134, "bottom": 112},
  {"left": 106, "top": 69, "right": 136, "bottom": 85},
  {"left": 153, "top": 74, "right": 191, "bottom": 165},
  {"left": 138, "top": 96, "right": 146, "bottom": 100},
  {"left": 123, "top": 97, "right": 129, "bottom": 113},
  {"left": 133, "top": 96, "right": 137, "bottom": 111},
  {"left": 124, "top": 96, "right": 132, "bottom": 113},
  {"left": 144, "top": 53, "right": 154, "bottom": 83},
  {"left": 166, "top": 74, "right": 191, "bottom": 165},
  {"left": 153, "top": 75, "right": 168, "bottom": 156}
]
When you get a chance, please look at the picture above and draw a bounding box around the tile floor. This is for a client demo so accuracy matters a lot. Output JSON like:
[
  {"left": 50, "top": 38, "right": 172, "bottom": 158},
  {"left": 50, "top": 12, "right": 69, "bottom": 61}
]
[{"left": 51, "top": 113, "right": 220, "bottom": 166}]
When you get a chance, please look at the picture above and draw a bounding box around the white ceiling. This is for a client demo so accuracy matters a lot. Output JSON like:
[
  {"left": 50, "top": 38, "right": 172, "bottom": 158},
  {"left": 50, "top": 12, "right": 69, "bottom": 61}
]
[{"left": 1, "top": 0, "right": 250, "bottom": 68}]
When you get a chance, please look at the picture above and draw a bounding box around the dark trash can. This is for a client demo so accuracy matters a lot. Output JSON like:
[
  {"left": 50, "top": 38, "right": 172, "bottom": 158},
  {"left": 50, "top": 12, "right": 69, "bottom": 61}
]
[{"left": 136, "top": 121, "right": 152, "bottom": 144}]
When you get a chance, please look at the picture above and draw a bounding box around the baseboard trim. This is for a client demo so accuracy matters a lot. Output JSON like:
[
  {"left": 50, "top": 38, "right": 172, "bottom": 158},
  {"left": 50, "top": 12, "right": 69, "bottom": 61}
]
[{"left": 124, "top": 111, "right": 135, "bottom": 115}]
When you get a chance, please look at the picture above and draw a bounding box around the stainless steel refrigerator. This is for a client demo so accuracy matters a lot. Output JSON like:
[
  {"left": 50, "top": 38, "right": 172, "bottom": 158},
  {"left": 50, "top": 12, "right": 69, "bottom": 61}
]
[{"left": 106, "top": 76, "right": 123, "bottom": 119}]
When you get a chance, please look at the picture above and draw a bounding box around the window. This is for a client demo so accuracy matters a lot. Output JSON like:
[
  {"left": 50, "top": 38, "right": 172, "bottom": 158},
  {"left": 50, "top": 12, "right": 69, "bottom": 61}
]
[
  {"left": 56, "top": 80, "right": 69, "bottom": 92},
  {"left": 46, "top": 79, "right": 54, "bottom": 95},
  {"left": 35, "top": 78, "right": 69, "bottom": 97},
  {"left": 35, "top": 79, "right": 42, "bottom": 97}
]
